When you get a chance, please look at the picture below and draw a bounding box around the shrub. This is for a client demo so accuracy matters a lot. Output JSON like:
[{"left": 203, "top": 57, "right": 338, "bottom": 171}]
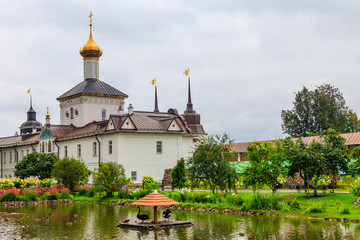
[
  {"left": 249, "top": 193, "right": 281, "bottom": 210},
  {"left": 0, "top": 179, "right": 14, "bottom": 189},
  {"left": 306, "top": 202, "right": 327, "bottom": 214},
  {"left": 225, "top": 193, "right": 243, "bottom": 206},
  {"left": 318, "top": 176, "right": 330, "bottom": 190},
  {"left": 21, "top": 177, "right": 40, "bottom": 188},
  {"left": 87, "top": 188, "right": 96, "bottom": 197},
  {"left": 353, "top": 197, "right": 360, "bottom": 206},
  {"left": 171, "top": 158, "right": 188, "bottom": 189},
  {"left": 20, "top": 188, "right": 39, "bottom": 202},
  {"left": 40, "top": 178, "right": 54, "bottom": 187},
  {"left": 144, "top": 182, "right": 159, "bottom": 192},
  {"left": 289, "top": 198, "right": 300, "bottom": 209},
  {"left": 306, "top": 207, "right": 323, "bottom": 214},
  {"left": 132, "top": 189, "right": 151, "bottom": 199},
  {"left": 340, "top": 208, "right": 350, "bottom": 215},
  {"left": 0, "top": 189, "right": 20, "bottom": 202},
  {"left": 11, "top": 178, "right": 22, "bottom": 188},
  {"left": 92, "top": 162, "right": 126, "bottom": 197},
  {"left": 350, "top": 177, "right": 360, "bottom": 197},
  {"left": 52, "top": 158, "right": 90, "bottom": 192},
  {"left": 57, "top": 190, "right": 73, "bottom": 200},
  {"left": 142, "top": 176, "right": 156, "bottom": 185},
  {"left": 76, "top": 185, "right": 92, "bottom": 196},
  {"left": 336, "top": 180, "right": 347, "bottom": 189}
]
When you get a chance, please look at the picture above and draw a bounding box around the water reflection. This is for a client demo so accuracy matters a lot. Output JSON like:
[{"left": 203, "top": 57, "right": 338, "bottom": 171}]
[{"left": 0, "top": 203, "right": 359, "bottom": 240}]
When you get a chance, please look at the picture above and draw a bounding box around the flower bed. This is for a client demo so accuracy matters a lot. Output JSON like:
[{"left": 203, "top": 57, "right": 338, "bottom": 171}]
[{"left": 0, "top": 178, "right": 72, "bottom": 202}]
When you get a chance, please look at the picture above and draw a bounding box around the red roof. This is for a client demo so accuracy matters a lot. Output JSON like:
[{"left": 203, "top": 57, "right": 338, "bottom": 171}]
[{"left": 232, "top": 132, "right": 360, "bottom": 153}]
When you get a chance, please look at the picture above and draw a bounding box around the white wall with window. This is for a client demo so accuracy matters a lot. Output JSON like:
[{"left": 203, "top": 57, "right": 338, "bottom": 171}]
[
  {"left": 93, "top": 142, "right": 97, "bottom": 156},
  {"left": 59, "top": 95, "right": 125, "bottom": 127}
]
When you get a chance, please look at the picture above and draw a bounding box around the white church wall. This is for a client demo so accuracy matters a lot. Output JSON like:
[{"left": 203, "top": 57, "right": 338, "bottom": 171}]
[
  {"left": 57, "top": 137, "right": 99, "bottom": 173},
  {"left": 0, "top": 145, "right": 35, "bottom": 178},
  {"left": 117, "top": 133, "right": 187, "bottom": 183},
  {"left": 59, "top": 96, "right": 125, "bottom": 127}
]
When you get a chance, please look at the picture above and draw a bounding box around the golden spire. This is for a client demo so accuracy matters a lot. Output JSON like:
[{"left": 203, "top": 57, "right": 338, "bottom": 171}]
[
  {"left": 46, "top": 107, "right": 50, "bottom": 119},
  {"left": 79, "top": 11, "right": 103, "bottom": 59}
]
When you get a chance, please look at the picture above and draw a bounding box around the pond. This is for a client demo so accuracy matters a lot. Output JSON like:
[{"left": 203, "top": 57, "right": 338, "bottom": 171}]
[{"left": 0, "top": 203, "right": 359, "bottom": 240}]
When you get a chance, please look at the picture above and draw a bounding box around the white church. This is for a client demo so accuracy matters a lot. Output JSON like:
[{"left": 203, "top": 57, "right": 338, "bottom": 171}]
[{"left": 0, "top": 17, "right": 205, "bottom": 183}]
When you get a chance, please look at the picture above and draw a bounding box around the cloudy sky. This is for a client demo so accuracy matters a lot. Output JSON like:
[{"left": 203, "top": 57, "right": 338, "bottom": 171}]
[{"left": 1, "top": 0, "right": 360, "bottom": 142}]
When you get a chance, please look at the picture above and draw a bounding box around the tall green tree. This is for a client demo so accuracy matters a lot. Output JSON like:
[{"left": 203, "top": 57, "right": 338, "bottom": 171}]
[
  {"left": 187, "top": 133, "right": 238, "bottom": 194},
  {"left": 349, "top": 146, "right": 360, "bottom": 176},
  {"left": 243, "top": 140, "right": 287, "bottom": 206},
  {"left": 284, "top": 128, "right": 349, "bottom": 196},
  {"left": 171, "top": 158, "right": 187, "bottom": 190},
  {"left": 15, "top": 152, "right": 58, "bottom": 180},
  {"left": 52, "top": 158, "right": 91, "bottom": 192},
  {"left": 92, "top": 162, "right": 126, "bottom": 197},
  {"left": 281, "top": 84, "right": 360, "bottom": 137}
]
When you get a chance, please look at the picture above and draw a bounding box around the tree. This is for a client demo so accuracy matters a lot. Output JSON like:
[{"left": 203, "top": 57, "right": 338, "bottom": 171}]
[
  {"left": 15, "top": 152, "right": 58, "bottom": 180},
  {"left": 349, "top": 146, "right": 360, "bottom": 176},
  {"left": 243, "top": 141, "right": 287, "bottom": 207},
  {"left": 92, "top": 162, "right": 126, "bottom": 197},
  {"left": 171, "top": 158, "right": 187, "bottom": 190},
  {"left": 284, "top": 128, "right": 349, "bottom": 196},
  {"left": 52, "top": 158, "right": 90, "bottom": 192},
  {"left": 187, "top": 133, "right": 238, "bottom": 194},
  {"left": 281, "top": 84, "right": 360, "bottom": 137}
]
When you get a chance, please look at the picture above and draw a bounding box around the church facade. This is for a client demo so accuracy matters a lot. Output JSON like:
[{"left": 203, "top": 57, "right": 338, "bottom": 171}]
[{"left": 0, "top": 18, "right": 205, "bottom": 183}]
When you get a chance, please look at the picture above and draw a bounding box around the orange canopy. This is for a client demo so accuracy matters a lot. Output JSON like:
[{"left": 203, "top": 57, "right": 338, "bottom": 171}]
[{"left": 131, "top": 190, "right": 179, "bottom": 207}]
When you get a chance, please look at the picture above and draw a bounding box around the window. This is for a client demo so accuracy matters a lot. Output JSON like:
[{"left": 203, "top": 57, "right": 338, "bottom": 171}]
[
  {"left": 15, "top": 152, "right": 18, "bottom": 163},
  {"left": 93, "top": 142, "right": 97, "bottom": 156},
  {"left": 41, "top": 142, "right": 45, "bottom": 153},
  {"left": 156, "top": 141, "right": 162, "bottom": 154},
  {"left": 108, "top": 140, "right": 112, "bottom": 155},
  {"left": 64, "top": 146, "right": 68, "bottom": 158},
  {"left": 131, "top": 171, "right": 137, "bottom": 181},
  {"left": 77, "top": 144, "right": 81, "bottom": 158},
  {"left": 48, "top": 140, "right": 51, "bottom": 152},
  {"left": 66, "top": 111, "right": 69, "bottom": 118},
  {"left": 9, "top": 151, "right": 12, "bottom": 163},
  {"left": 3, "top": 152, "right": 5, "bottom": 164},
  {"left": 75, "top": 109, "right": 78, "bottom": 116},
  {"left": 101, "top": 109, "right": 106, "bottom": 121},
  {"left": 70, "top": 107, "right": 74, "bottom": 119},
  {"left": 21, "top": 150, "right": 24, "bottom": 159},
  {"left": 26, "top": 149, "right": 29, "bottom": 155}
]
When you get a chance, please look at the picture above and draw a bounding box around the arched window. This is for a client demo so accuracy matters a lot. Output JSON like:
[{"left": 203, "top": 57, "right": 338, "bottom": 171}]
[
  {"left": 48, "top": 140, "right": 51, "bottom": 152},
  {"left": 70, "top": 107, "right": 74, "bottom": 119},
  {"left": 42, "top": 142, "right": 45, "bottom": 153}
]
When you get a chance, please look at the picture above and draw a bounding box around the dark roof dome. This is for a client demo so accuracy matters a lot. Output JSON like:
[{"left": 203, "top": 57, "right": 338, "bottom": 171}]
[
  {"left": 20, "top": 120, "right": 43, "bottom": 128},
  {"left": 57, "top": 78, "right": 128, "bottom": 101},
  {"left": 19, "top": 105, "right": 43, "bottom": 134}
]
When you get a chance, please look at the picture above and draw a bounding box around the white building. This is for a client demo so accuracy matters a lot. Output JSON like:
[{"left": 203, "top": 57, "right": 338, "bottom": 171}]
[{"left": 0, "top": 19, "right": 205, "bottom": 183}]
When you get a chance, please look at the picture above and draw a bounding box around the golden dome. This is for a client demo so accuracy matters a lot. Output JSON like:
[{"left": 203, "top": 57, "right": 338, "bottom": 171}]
[{"left": 79, "top": 19, "right": 102, "bottom": 59}]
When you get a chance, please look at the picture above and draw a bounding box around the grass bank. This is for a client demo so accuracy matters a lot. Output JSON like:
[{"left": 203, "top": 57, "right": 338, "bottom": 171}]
[{"left": 72, "top": 190, "right": 360, "bottom": 223}]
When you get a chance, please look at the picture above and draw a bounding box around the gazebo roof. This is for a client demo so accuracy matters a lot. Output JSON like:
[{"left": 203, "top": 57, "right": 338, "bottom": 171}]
[{"left": 131, "top": 190, "right": 179, "bottom": 207}]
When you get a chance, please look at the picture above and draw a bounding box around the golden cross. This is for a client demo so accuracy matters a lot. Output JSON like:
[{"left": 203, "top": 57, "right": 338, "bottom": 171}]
[{"left": 89, "top": 11, "right": 93, "bottom": 26}]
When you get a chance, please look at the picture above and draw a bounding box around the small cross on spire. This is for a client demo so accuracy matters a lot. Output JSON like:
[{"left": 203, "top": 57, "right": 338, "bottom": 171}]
[{"left": 89, "top": 11, "right": 93, "bottom": 26}]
